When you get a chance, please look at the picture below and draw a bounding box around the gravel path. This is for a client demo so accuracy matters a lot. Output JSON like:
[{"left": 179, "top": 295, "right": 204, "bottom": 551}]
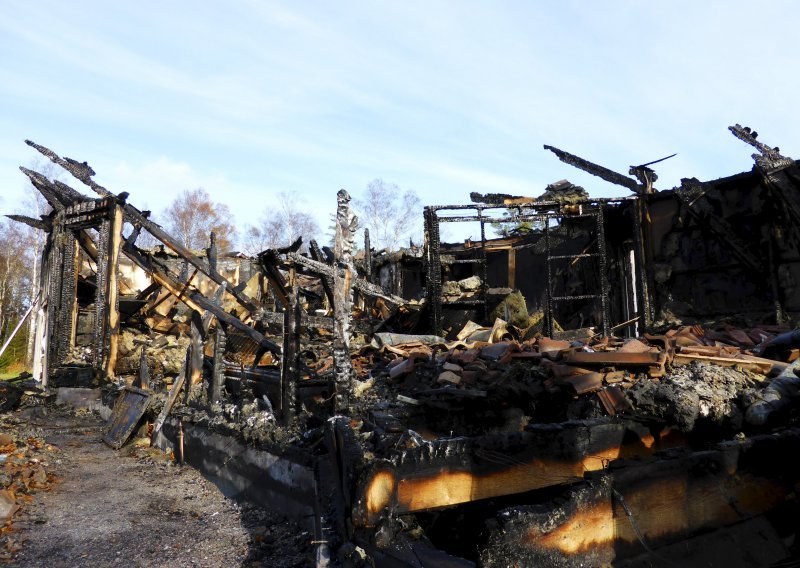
[{"left": 2, "top": 405, "right": 312, "bottom": 567}]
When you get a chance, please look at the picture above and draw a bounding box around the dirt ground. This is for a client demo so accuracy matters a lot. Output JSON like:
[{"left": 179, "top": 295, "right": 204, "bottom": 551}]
[{"left": 1, "top": 404, "right": 313, "bottom": 567}]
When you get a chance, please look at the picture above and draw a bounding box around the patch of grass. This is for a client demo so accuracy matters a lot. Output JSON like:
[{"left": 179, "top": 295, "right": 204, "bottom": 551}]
[{"left": 0, "top": 364, "right": 28, "bottom": 380}]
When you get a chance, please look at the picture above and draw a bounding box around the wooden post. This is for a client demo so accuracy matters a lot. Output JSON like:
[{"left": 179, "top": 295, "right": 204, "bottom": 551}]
[
  {"left": 64, "top": 239, "right": 80, "bottom": 353},
  {"left": 332, "top": 189, "right": 357, "bottom": 411},
  {"left": 100, "top": 203, "right": 123, "bottom": 378},
  {"left": 189, "top": 310, "right": 204, "bottom": 386}
]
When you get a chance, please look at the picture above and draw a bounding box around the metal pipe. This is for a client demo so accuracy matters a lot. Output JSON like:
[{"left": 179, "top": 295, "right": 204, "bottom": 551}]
[{"left": 0, "top": 301, "right": 36, "bottom": 360}]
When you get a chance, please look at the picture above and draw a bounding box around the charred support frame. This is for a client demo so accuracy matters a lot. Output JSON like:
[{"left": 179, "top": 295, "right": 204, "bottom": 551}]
[{"left": 424, "top": 199, "right": 631, "bottom": 337}]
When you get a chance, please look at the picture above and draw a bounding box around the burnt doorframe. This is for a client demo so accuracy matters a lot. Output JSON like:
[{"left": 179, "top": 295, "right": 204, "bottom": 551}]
[{"left": 44, "top": 197, "right": 124, "bottom": 378}]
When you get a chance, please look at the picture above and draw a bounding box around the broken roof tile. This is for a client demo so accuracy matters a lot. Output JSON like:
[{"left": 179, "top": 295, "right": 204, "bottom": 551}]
[{"left": 597, "top": 386, "right": 633, "bottom": 415}]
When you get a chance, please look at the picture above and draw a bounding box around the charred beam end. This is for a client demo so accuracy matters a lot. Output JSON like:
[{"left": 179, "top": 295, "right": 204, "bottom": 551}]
[
  {"left": 26, "top": 139, "right": 101, "bottom": 189},
  {"left": 20, "top": 168, "right": 69, "bottom": 211},
  {"left": 5, "top": 214, "right": 52, "bottom": 231},
  {"left": 543, "top": 144, "right": 642, "bottom": 193},
  {"left": 728, "top": 123, "right": 794, "bottom": 171}
]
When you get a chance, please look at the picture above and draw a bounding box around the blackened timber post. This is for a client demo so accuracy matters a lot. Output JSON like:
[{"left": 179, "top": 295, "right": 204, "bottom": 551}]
[
  {"left": 135, "top": 347, "right": 150, "bottom": 390},
  {"left": 188, "top": 310, "right": 204, "bottom": 387},
  {"left": 424, "top": 206, "right": 443, "bottom": 336},
  {"left": 208, "top": 231, "right": 218, "bottom": 274},
  {"left": 630, "top": 196, "right": 650, "bottom": 334},
  {"left": 45, "top": 219, "right": 64, "bottom": 374},
  {"left": 281, "top": 273, "right": 301, "bottom": 425},
  {"left": 364, "top": 228, "right": 372, "bottom": 281},
  {"left": 93, "top": 214, "right": 111, "bottom": 370},
  {"left": 596, "top": 206, "right": 611, "bottom": 337},
  {"left": 210, "top": 324, "right": 226, "bottom": 404}
]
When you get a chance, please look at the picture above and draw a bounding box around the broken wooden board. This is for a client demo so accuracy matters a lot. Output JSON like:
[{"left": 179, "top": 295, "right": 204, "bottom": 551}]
[
  {"left": 152, "top": 367, "right": 186, "bottom": 437},
  {"left": 102, "top": 386, "right": 151, "bottom": 449}
]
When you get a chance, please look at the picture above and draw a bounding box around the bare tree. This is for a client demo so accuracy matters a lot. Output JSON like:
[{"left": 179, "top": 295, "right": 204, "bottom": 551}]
[
  {"left": 0, "top": 220, "right": 31, "bottom": 348},
  {"left": 242, "top": 191, "right": 320, "bottom": 255},
  {"left": 354, "top": 179, "right": 422, "bottom": 251},
  {"left": 163, "top": 188, "right": 237, "bottom": 252}
]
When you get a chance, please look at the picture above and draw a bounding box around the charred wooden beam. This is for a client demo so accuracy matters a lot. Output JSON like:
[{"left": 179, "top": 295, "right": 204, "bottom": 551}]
[
  {"left": 543, "top": 145, "right": 641, "bottom": 193},
  {"left": 309, "top": 239, "right": 335, "bottom": 308},
  {"left": 25, "top": 140, "right": 263, "bottom": 316},
  {"left": 75, "top": 229, "right": 99, "bottom": 263},
  {"left": 332, "top": 190, "right": 357, "bottom": 411},
  {"left": 352, "top": 419, "right": 685, "bottom": 527},
  {"left": 257, "top": 250, "right": 290, "bottom": 308},
  {"left": 286, "top": 253, "right": 406, "bottom": 306}
]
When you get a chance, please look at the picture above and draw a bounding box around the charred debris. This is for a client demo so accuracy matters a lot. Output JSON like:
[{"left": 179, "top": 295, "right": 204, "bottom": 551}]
[{"left": 7, "top": 124, "right": 800, "bottom": 566}]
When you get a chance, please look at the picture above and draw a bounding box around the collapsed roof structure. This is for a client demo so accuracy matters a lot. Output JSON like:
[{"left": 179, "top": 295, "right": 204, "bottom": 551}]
[{"left": 6, "top": 124, "right": 800, "bottom": 566}]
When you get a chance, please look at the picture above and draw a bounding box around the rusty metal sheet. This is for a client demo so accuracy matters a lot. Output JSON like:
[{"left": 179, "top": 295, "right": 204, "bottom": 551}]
[{"left": 102, "top": 386, "right": 151, "bottom": 449}]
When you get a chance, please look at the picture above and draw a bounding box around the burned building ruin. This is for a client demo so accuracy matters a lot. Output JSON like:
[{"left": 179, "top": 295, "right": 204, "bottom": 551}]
[{"left": 7, "top": 124, "right": 800, "bottom": 567}]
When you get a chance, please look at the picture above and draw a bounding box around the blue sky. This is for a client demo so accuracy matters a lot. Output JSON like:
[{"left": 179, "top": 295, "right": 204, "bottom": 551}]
[{"left": 1, "top": 1, "right": 798, "bottom": 243}]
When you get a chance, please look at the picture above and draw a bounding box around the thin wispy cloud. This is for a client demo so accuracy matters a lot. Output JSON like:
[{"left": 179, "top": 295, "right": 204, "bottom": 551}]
[{"left": 2, "top": 0, "right": 799, "bottom": 241}]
